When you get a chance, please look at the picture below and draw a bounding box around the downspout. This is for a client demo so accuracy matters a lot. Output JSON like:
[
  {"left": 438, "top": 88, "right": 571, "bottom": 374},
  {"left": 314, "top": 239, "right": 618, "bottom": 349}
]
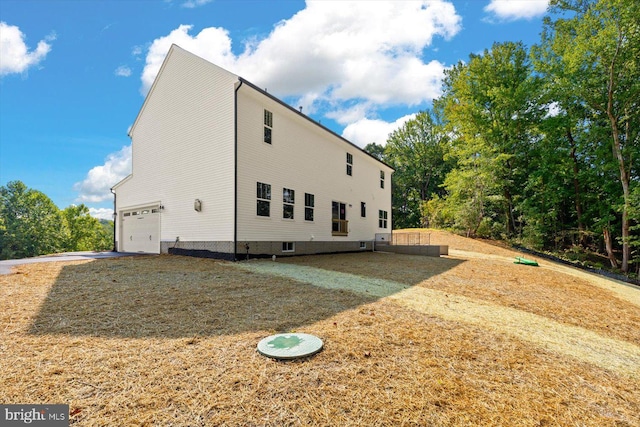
[
  {"left": 234, "top": 79, "right": 244, "bottom": 261},
  {"left": 110, "top": 187, "right": 117, "bottom": 252},
  {"left": 390, "top": 170, "right": 394, "bottom": 247}
]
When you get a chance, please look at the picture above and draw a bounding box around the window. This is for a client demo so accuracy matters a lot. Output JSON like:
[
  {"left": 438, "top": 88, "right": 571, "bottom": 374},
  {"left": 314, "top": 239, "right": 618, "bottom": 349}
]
[
  {"left": 378, "top": 210, "right": 388, "bottom": 228},
  {"left": 361, "top": 202, "right": 366, "bottom": 218},
  {"left": 283, "top": 188, "right": 295, "bottom": 219},
  {"left": 282, "top": 242, "right": 295, "bottom": 252},
  {"left": 360, "top": 242, "right": 367, "bottom": 249},
  {"left": 257, "top": 182, "right": 271, "bottom": 217},
  {"left": 264, "top": 109, "right": 273, "bottom": 144},
  {"left": 305, "top": 193, "right": 314, "bottom": 221},
  {"left": 346, "top": 152, "right": 353, "bottom": 176},
  {"left": 380, "top": 171, "right": 385, "bottom": 189}
]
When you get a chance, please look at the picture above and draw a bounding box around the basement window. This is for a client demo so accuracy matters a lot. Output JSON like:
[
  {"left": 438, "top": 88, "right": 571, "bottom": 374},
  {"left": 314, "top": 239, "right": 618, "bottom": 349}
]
[{"left": 282, "top": 242, "right": 295, "bottom": 252}]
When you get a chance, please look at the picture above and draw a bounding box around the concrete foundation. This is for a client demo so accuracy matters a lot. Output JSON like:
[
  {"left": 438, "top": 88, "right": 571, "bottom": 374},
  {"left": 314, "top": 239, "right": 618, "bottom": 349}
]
[
  {"left": 162, "top": 240, "right": 447, "bottom": 260},
  {"left": 162, "top": 240, "right": 372, "bottom": 260}
]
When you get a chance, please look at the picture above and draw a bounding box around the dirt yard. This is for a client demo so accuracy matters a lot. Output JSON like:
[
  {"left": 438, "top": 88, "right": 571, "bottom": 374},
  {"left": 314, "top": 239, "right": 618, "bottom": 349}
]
[{"left": 1, "top": 230, "right": 639, "bottom": 426}]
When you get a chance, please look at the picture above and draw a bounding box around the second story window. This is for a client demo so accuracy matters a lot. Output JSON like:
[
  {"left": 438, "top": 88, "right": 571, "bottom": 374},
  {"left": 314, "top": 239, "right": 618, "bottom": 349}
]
[
  {"left": 380, "top": 171, "right": 385, "bottom": 189},
  {"left": 346, "top": 152, "right": 353, "bottom": 176},
  {"left": 361, "top": 202, "right": 366, "bottom": 217},
  {"left": 264, "top": 109, "right": 273, "bottom": 144}
]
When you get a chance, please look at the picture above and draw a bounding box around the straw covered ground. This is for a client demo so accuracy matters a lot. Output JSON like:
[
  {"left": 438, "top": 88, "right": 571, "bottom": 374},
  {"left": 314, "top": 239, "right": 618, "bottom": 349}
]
[{"left": 1, "top": 229, "right": 639, "bottom": 426}]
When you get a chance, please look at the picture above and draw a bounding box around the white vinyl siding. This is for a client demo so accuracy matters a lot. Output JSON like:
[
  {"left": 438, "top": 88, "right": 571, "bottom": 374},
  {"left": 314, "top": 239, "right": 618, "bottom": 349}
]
[
  {"left": 115, "top": 45, "right": 238, "bottom": 245},
  {"left": 235, "top": 85, "right": 393, "bottom": 242}
]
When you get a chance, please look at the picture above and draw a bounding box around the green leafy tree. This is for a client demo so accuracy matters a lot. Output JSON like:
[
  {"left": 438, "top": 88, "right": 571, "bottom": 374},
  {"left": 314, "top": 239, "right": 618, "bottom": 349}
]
[
  {"left": 384, "top": 111, "right": 452, "bottom": 228},
  {"left": 0, "top": 181, "right": 67, "bottom": 259},
  {"left": 519, "top": 96, "right": 608, "bottom": 250},
  {"left": 534, "top": 0, "right": 640, "bottom": 272},
  {"left": 435, "top": 41, "right": 544, "bottom": 238},
  {"left": 363, "top": 142, "right": 386, "bottom": 161},
  {"left": 62, "top": 204, "right": 112, "bottom": 251}
]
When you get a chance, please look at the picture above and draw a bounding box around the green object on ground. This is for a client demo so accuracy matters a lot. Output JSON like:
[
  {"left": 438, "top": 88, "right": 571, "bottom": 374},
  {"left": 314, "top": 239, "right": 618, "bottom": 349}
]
[
  {"left": 268, "top": 335, "right": 302, "bottom": 349},
  {"left": 257, "top": 333, "right": 323, "bottom": 360},
  {"left": 514, "top": 257, "right": 539, "bottom": 266}
]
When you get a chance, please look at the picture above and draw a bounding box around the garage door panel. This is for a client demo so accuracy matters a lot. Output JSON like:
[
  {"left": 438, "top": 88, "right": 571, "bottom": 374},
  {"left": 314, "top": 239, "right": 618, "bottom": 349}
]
[{"left": 121, "top": 208, "right": 160, "bottom": 253}]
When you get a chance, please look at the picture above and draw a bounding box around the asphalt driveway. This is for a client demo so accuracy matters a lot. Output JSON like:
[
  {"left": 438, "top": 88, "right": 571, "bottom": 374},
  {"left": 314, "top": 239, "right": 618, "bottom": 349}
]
[{"left": 0, "top": 252, "right": 144, "bottom": 275}]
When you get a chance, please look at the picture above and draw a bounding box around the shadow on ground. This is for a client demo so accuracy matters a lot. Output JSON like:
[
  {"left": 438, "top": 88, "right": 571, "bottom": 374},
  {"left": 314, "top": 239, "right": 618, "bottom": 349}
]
[{"left": 28, "top": 253, "right": 463, "bottom": 338}]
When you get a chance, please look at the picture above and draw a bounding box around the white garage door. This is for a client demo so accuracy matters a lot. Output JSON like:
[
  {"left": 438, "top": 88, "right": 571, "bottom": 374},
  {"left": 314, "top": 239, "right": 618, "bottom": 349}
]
[{"left": 121, "top": 207, "right": 160, "bottom": 253}]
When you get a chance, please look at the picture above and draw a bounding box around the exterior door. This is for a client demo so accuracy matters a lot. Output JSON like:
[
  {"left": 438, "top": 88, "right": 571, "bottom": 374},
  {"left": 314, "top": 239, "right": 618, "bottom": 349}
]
[{"left": 332, "top": 201, "right": 348, "bottom": 236}]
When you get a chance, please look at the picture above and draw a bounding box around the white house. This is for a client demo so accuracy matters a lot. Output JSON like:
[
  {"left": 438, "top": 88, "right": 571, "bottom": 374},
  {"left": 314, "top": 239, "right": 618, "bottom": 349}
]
[{"left": 113, "top": 45, "right": 394, "bottom": 260}]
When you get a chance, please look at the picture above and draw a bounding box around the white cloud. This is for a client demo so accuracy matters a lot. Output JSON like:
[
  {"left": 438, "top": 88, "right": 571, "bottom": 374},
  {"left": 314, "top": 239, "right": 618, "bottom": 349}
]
[
  {"left": 140, "top": 1, "right": 461, "bottom": 109},
  {"left": 74, "top": 145, "right": 132, "bottom": 203},
  {"left": 132, "top": 45, "right": 143, "bottom": 57},
  {"left": 0, "top": 22, "right": 55, "bottom": 76},
  {"left": 342, "top": 114, "right": 417, "bottom": 148},
  {"left": 181, "top": 0, "right": 213, "bottom": 8},
  {"left": 165, "top": 0, "right": 213, "bottom": 8},
  {"left": 141, "top": 24, "right": 236, "bottom": 95},
  {"left": 484, "top": 0, "right": 549, "bottom": 21},
  {"left": 326, "top": 102, "right": 373, "bottom": 126},
  {"left": 114, "top": 65, "right": 132, "bottom": 77},
  {"left": 88, "top": 207, "right": 114, "bottom": 221}
]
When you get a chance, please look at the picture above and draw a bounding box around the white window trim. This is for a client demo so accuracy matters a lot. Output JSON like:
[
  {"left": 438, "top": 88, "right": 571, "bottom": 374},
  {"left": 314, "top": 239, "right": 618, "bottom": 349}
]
[{"left": 282, "top": 242, "right": 295, "bottom": 252}]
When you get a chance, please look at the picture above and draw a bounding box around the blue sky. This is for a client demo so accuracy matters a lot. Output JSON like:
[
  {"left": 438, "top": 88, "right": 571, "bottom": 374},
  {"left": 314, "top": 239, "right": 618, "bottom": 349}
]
[{"left": 0, "top": 0, "right": 549, "bottom": 219}]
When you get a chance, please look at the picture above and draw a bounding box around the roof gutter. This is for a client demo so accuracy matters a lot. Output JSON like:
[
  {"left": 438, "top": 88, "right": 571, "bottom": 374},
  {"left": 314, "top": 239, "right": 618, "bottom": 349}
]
[{"left": 233, "top": 79, "right": 244, "bottom": 261}]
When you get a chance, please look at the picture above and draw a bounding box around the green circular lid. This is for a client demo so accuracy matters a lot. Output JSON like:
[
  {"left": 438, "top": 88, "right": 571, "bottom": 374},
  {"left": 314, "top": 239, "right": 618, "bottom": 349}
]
[{"left": 257, "top": 333, "right": 323, "bottom": 360}]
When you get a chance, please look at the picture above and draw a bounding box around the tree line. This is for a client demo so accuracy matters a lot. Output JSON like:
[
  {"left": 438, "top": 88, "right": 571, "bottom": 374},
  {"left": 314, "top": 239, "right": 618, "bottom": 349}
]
[
  {"left": 366, "top": 0, "right": 638, "bottom": 274},
  {"left": 0, "top": 180, "right": 113, "bottom": 260}
]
